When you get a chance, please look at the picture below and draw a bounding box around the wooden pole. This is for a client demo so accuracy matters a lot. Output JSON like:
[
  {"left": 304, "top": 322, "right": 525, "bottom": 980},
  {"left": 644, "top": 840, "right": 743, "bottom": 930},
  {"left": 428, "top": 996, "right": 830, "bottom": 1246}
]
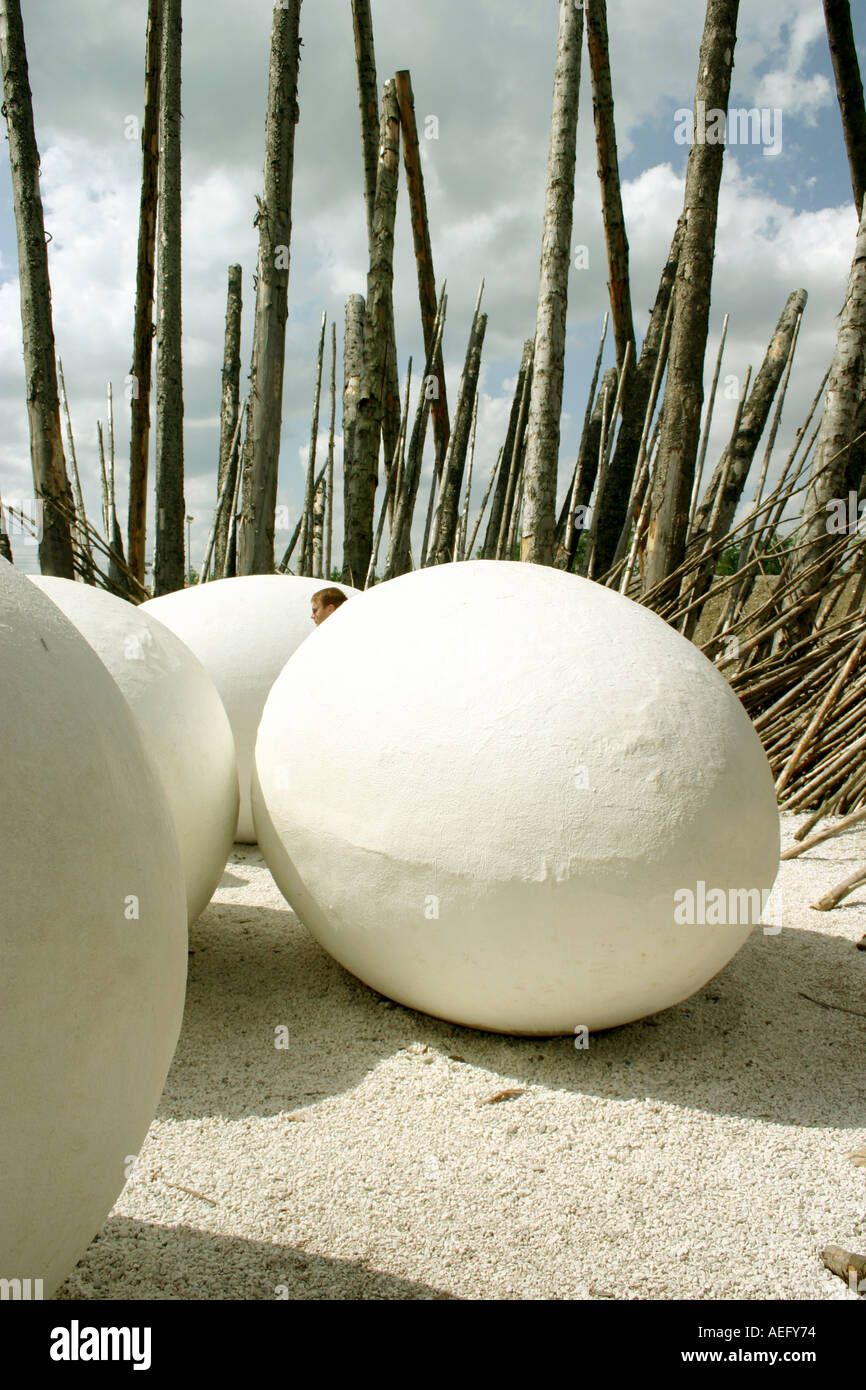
[
  {"left": 687, "top": 311, "right": 729, "bottom": 534},
  {"left": 521, "top": 0, "right": 584, "bottom": 565},
  {"left": 351, "top": 78, "right": 402, "bottom": 580},
  {"left": 822, "top": 0, "right": 866, "bottom": 219},
  {"left": 351, "top": 0, "right": 379, "bottom": 255},
  {"left": 466, "top": 447, "right": 502, "bottom": 562},
  {"left": 237, "top": 0, "right": 302, "bottom": 575},
  {"left": 395, "top": 69, "right": 450, "bottom": 475},
  {"left": 324, "top": 320, "right": 337, "bottom": 580},
  {"left": 152, "top": 0, "right": 185, "bottom": 596},
  {"left": 383, "top": 289, "right": 446, "bottom": 580},
  {"left": 299, "top": 311, "right": 327, "bottom": 577},
  {"left": 457, "top": 388, "right": 479, "bottom": 561},
  {"left": 214, "top": 264, "right": 242, "bottom": 580},
  {"left": 127, "top": 0, "right": 161, "bottom": 586},
  {"left": 57, "top": 359, "right": 94, "bottom": 580},
  {"left": 0, "top": 0, "right": 75, "bottom": 577},
  {"left": 341, "top": 293, "right": 366, "bottom": 584},
  {"left": 643, "top": 0, "right": 741, "bottom": 594},
  {"left": 593, "top": 217, "right": 684, "bottom": 574},
  {"left": 484, "top": 339, "right": 533, "bottom": 559},
  {"left": 429, "top": 285, "right": 487, "bottom": 565}
]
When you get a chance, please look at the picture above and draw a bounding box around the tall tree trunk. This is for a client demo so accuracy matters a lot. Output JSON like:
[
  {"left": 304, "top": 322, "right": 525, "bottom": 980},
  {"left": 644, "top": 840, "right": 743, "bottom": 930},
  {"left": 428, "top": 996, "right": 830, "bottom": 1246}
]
[
  {"left": 127, "top": 0, "right": 161, "bottom": 586},
  {"left": 0, "top": 0, "right": 75, "bottom": 578},
  {"left": 237, "top": 0, "right": 302, "bottom": 576},
  {"left": 429, "top": 297, "right": 487, "bottom": 565},
  {"left": 562, "top": 365, "right": 618, "bottom": 569},
  {"left": 152, "top": 0, "right": 185, "bottom": 596},
  {"left": 343, "top": 77, "right": 400, "bottom": 586},
  {"left": 592, "top": 217, "right": 684, "bottom": 575},
  {"left": 351, "top": 0, "right": 379, "bottom": 256},
  {"left": 585, "top": 1, "right": 634, "bottom": 378},
  {"left": 213, "top": 263, "right": 242, "bottom": 580},
  {"left": 341, "top": 293, "right": 366, "bottom": 583},
  {"left": 395, "top": 68, "right": 450, "bottom": 475},
  {"left": 784, "top": 203, "right": 866, "bottom": 639},
  {"left": 692, "top": 289, "right": 807, "bottom": 538},
  {"left": 105, "top": 382, "right": 128, "bottom": 592},
  {"left": 642, "top": 0, "right": 740, "bottom": 595},
  {"left": 498, "top": 354, "right": 534, "bottom": 559},
  {"left": 383, "top": 291, "right": 446, "bottom": 581},
  {"left": 521, "top": 0, "right": 584, "bottom": 565},
  {"left": 324, "top": 319, "right": 336, "bottom": 579},
  {"left": 299, "top": 311, "right": 326, "bottom": 577},
  {"left": 484, "top": 340, "right": 533, "bottom": 558},
  {"left": 311, "top": 476, "right": 325, "bottom": 578},
  {"left": 57, "top": 358, "right": 94, "bottom": 581},
  {"left": 823, "top": 0, "right": 866, "bottom": 219}
]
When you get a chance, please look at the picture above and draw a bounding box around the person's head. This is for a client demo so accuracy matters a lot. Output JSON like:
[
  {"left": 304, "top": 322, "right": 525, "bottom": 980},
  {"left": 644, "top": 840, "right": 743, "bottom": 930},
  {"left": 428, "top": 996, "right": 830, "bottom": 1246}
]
[{"left": 311, "top": 587, "right": 348, "bottom": 626}]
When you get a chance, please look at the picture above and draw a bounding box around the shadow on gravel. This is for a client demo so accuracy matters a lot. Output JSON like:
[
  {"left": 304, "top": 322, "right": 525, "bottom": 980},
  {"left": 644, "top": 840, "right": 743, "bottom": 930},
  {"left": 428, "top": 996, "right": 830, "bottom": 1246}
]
[
  {"left": 160, "top": 892, "right": 865, "bottom": 1132},
  {"left": 55, "top": 1217, "right": 453, "bottom": 1301}
]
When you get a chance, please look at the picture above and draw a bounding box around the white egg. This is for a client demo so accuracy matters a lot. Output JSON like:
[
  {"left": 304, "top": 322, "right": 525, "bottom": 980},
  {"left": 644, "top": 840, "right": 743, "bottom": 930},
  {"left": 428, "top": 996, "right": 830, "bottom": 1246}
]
[
  {"left": 30, "top": 576, "right": 238, "bottom": 924},
  {"left": 253, "top": 560, "right": 779, "bottom": 1034},
  {"left": 0, "top": 557, "right": 187, "bottom": 1295}
]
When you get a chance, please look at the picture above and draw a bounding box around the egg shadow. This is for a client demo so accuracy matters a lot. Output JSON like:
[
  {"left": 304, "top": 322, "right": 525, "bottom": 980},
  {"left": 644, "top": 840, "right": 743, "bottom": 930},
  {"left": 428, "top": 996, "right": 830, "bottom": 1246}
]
[
  {"left": 54, "top": 1217, "right": 454, "bottom": 1301},
  {"left": 160, "top": 890, "right": 865, "bottom": 1132}
]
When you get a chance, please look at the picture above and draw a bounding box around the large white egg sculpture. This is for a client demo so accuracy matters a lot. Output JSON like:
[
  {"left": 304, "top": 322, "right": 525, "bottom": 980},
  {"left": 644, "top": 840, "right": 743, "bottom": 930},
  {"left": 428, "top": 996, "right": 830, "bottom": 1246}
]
[
  {"left": 0, "top": 557, "right": 188, "bottom": 1295},
  {"left": 143, "top": 575, "right": 356, "bottom": 842},
  {"left": 30, "top": 576, "right": 238, "bottom": 925},
  {"left": 252, "top": 560, "right": 780, "bottom": 1035}
]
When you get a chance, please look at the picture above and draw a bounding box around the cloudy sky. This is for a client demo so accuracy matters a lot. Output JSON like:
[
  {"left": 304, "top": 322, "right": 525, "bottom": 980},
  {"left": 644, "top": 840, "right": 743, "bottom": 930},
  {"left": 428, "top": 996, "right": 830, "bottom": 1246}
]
[{"left": 0, "top": 0, "right": 862, "bottom": 575}]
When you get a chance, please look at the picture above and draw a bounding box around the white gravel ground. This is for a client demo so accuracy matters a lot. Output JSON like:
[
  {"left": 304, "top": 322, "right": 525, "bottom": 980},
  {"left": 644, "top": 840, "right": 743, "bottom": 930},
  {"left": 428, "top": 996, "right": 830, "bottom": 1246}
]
[{"left": 56, "top": 813, "right": 866, "bottom": 1301}]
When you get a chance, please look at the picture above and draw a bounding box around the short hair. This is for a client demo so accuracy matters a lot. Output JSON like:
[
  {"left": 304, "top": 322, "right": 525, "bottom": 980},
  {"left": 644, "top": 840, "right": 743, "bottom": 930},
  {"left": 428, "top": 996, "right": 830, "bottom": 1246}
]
[{"left": 312, "top": 587, "right": 348, "bottom": 610}]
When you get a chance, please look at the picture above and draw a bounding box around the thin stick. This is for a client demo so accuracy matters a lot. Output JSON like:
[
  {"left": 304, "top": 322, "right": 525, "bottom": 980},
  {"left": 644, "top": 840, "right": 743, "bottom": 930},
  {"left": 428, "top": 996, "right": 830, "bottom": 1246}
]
[
  {"left": 456, "top": 387, "right": 479, "bottom": 561},
  {"left": 688, "top": 311, "right": 729, "bottom": 533},
  {"left": 465, "top": 447, "right": 502, "bottom": 562}
]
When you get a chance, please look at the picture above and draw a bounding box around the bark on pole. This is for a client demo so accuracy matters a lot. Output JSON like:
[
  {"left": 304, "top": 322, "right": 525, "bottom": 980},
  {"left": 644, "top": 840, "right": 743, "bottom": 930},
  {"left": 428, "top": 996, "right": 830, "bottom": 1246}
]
[
  {"left": 214, "top": 264, "right": 242, "bottom": 580},
  {"left": 300, "top": 311, "right": 326, "bottom": 577},
  {"left": 457, "top": 388, "right": 479, "bottom": 561},
  {"left": 592, "top": 217, "right": 684, "bottom": 575},
  {"left": 642, "top": 0, "right": 740, "bottom": 595},
  {"left": 395, "top": 69, "right": 450, "bottom": 474},
  {"left": 499, "top": 355, "right": 534, "bottom": 559},
  {"left": 127, "top": 0, "right": 161, "bottom": 586},
  {"left": 57, "top": 358, "right": 94, "bottom": 579},
  {"left": 152, "top": 0, "right": 185, "bottom": 596},
  {"left": 106, "top": 383, "right": 127, "bottom": 591},
  {"left": 823, "top": 0, "right": 866, "bottom": 220},
  {"left": 585, "top": 1, "right": 634, "bottom": 378},
  {"left": 237, "top": 0, "right": 302, "bottom": 576},
  {"left": 429, "top": 300, "right": 487, "bottom": 565},
  {"left": 785, "top": 202, "right": 866, "bottom": 638},
  {"left": 692, "top": 289, "right": 807, "bottom": 539},
  {"left": 565, "top": 365, "right": 618, "bottom": 568},
  {"left": 351, "top": 0, "right": 379, "bottom": 256},
  {"left": 343, "top": 78, "right": 400, "bottom": 586},
  {"left": 383, "top": 290, "right": 446, "bottom": 580},
  {"left": 484, "top": 340, "right": 533, "bottom": 558},
  {"left": 521, "top": 0, "right": 584, "bottom": 566},
  {"left": 0, "top": 0, "right": 75, "bottom": 578},
  {"left": 341, "top": 293, "right": 366, "bottom": 582},
  {"left": 324, "top": 319, "right": 337, "bottom": 579}
]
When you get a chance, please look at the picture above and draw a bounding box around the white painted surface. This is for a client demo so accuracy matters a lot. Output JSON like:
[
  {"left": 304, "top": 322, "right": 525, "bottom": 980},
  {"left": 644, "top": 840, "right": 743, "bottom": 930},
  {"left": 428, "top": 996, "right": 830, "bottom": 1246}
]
[
  {"left": 144, "top": 576, "right": 356, "bottom": 842},
  {"left": 0, "top": 558, "right": 188, "bottom": 1295},
  {"left": 31, "top": 576, "right": 238, "bottom": 924},
  {"left": 253, "top": 561, "right": 780, "bottom": 1034}
]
